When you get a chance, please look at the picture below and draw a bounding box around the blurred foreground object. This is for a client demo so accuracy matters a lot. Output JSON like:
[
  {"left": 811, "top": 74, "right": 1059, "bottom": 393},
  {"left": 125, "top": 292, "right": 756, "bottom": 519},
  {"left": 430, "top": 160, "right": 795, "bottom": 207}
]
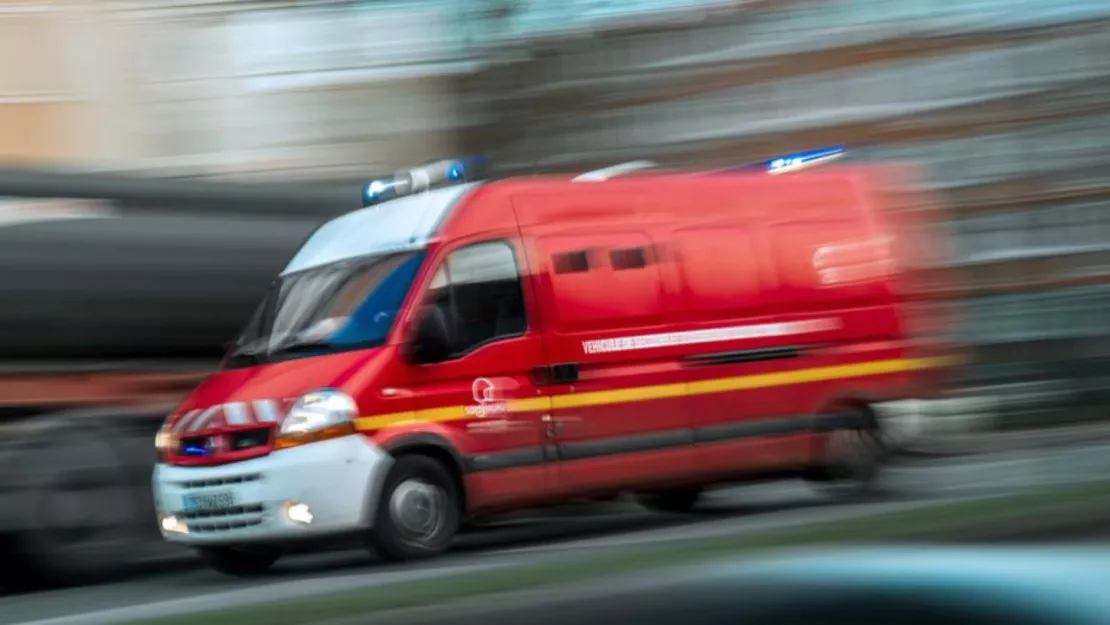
[
  {"left": 380, "top": 547, "right": 1110, "bottom": 625},
  {"left": 0, "top": 169, "right": 348, "bottom": 587}
]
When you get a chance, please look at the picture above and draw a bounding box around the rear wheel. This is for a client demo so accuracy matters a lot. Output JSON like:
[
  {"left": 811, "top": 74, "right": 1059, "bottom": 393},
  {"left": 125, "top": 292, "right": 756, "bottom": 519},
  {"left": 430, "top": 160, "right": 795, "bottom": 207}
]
[
  {"left": 635, "top": 487, "right": 702, "bottom": 513},
  {"left": 807, "top": 406, "right": 887, "bottom": 498},
  {"left": 368, "top": 455, "right": 460, "bottom": 562},
  {"left": 196, "top": 546, "right": 282, "bottom": 577}
]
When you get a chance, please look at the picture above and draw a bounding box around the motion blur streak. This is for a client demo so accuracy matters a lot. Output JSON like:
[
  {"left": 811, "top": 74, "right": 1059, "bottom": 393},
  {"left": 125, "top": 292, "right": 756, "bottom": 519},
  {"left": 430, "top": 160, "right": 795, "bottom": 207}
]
[{"left": 0, "top": 4, "right": 1108, "bottom": 625}]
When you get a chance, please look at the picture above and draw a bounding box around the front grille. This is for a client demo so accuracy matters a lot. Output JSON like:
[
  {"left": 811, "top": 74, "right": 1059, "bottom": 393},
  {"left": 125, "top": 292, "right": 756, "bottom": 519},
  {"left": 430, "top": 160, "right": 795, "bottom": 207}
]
[
  {"left": 173, "top": 473, "right": 267, "bottom": 534},
  {"left": 181, "top": 504, "right": 264, "bottom": 520},
  {"left": 176, "top": 473, "right": 261, "bottom": 489},
  {"left": 181, "top": 503, "right": 267, "bottom": 534},
  {"left": 177, "top": 426, "right": 271, "bottom": 459},
  {"left": 189, "top": 518, "right": 265, "bottom": 533},
  {"left": 228, "top": 428, "right": 272, "bottom": 451}
]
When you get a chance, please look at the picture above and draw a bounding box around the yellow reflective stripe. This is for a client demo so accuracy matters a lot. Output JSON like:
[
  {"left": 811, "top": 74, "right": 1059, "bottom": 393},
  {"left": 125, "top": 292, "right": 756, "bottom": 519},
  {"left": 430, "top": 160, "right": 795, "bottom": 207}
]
[
  {"left": 551, "top": 382, "right": 686, "bottom": 410},
  {"left": 354, "top": 397, "right": 553, "bottom": 430},
  {"left": 688, "top": 357, "right": 939, "bottom": 396},
  {"left": 508, "top": 397, "right": 552, "bottom": 412},
  {"left": 354, "top": 355, "right": 958, "bottom": 431},
  {"left": 355, "top": 405, "right": 464, "bottom": 430}
]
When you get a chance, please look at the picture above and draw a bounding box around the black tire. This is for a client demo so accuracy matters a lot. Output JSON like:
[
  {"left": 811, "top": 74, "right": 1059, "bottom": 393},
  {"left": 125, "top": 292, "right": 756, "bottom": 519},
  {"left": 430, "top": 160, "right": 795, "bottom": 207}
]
[
  {"left": 635, "top": 487, "right": 702, "bottom": 513},
  {"left": 196, "top": 546, "right": 281, "bottom": 577},
  {"left": 806, "top": 406, "right": 887, "bottom": 499},
  {"left": 368, "top": 454, "right": 460, "bottom": 562}
]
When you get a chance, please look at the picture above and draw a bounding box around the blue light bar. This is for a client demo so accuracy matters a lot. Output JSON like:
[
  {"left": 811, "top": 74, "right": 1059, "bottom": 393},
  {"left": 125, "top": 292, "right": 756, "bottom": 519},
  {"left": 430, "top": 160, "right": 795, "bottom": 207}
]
[
  {"left": 765, "top": 146, "right": 845, "bottom": 174},
  {"left": 362, "top": 177, "right": 408, "bottom": 206},
  {"left": 361, "top": 155, "right": 489, "bottom": 208}
]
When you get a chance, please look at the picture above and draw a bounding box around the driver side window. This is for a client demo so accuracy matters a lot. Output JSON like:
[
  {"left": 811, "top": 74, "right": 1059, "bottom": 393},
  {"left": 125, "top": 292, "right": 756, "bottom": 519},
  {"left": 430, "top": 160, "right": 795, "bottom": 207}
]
[{"left": 425, "top": 240, "right": 527, "bottom": 357}]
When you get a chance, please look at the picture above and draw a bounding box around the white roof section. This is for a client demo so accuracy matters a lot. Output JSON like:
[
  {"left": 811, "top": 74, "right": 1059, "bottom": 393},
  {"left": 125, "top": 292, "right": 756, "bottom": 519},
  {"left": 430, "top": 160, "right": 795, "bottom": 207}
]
[{"left": 281, "top": 182, "right": 478, "bottom": 275}]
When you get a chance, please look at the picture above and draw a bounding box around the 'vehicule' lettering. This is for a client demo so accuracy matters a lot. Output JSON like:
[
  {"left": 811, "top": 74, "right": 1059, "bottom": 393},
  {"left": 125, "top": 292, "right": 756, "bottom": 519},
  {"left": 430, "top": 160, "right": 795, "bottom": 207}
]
[{"left": 581, "top": 319, "right": 840, "bottom": 355}]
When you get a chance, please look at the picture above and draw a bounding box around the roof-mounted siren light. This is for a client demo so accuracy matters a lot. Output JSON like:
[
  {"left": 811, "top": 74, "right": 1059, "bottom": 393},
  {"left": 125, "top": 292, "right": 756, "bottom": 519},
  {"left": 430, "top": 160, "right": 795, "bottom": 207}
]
[
  {"left": 766, "top": 146, "right": 845, "bottom": 175},
  {"left": 361, "top": 155, "right": 490, "bottom": 207},
  {"left": 573, "top": 160, "right": 658, "bottom": 182}
]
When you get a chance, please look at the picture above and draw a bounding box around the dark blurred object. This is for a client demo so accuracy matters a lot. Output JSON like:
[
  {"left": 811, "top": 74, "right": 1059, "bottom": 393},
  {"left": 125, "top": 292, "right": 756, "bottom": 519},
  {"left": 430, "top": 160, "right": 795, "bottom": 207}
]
[
  {"left": 0, "top": 169, "right": 351, "bottom": 364},
  {"left": 381, "top": 548, "right": 1110, "bottom": 625},
  {"left": 0, "top": 169, "right": 350, "bottom": 588},
  {"left": 0, "top": 167, "right": 352, "bottom": 217}
]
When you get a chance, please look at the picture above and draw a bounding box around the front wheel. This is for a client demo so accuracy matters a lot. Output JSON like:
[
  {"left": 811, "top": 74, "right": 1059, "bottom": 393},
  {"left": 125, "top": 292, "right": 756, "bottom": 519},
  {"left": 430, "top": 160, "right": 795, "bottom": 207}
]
[
  {"left": 368, "top": 455, "right": 460, "bottom": 562},
  {"left": 196, "top": 546, "right": 282, "bottom": 577}
]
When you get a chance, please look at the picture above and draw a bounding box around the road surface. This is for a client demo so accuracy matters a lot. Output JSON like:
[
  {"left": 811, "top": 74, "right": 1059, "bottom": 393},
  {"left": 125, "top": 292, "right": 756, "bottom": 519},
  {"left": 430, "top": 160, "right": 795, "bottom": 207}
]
[{"left": 3, "top": 439, "right": 1110, "bottom": 625}]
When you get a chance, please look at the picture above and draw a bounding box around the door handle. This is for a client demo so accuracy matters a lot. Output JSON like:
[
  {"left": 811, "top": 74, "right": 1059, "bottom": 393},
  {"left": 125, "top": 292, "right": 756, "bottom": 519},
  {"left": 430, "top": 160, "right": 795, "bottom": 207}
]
[
  {"left": 542, "top": 414, "right": 580, "bottom": 437},
  {"left": 531, "top": 363, "right": 580, "bottom": 386}
]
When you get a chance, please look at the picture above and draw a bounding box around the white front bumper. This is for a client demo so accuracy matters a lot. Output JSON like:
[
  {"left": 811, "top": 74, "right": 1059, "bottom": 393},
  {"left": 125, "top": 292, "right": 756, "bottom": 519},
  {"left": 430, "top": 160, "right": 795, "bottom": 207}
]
[{"left": 152, "top": 435, "right": 392, "bottom": 547}]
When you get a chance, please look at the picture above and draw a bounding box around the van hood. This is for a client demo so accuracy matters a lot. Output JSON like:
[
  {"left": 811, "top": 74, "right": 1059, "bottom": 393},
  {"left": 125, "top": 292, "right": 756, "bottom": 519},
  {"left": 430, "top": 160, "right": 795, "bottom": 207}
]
[{"left": 163, "top": 349, "right": 379, "bottom": 465}]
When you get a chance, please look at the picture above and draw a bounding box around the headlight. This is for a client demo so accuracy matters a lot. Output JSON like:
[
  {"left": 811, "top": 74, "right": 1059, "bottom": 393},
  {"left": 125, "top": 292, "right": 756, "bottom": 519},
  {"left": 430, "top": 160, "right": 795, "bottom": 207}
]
[
  {"left": 275, "top": 389, "right": 358, "bottom": 450},
  {"left": 155, "top": 424, "right": 177, "bottom": 454}
]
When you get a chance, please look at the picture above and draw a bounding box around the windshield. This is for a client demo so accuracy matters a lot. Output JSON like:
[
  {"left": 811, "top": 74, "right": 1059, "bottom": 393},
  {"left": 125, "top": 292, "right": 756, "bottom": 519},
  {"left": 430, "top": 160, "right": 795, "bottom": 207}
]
[{"left": 224, "top": 250, "right": 426, "bottom": 368}]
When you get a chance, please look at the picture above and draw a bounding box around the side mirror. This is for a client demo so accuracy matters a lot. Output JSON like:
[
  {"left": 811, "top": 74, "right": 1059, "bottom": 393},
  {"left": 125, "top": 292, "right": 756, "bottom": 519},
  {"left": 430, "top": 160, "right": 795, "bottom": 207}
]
[{"left": 406, "top": 305, "right": 452, "bottom": 365}]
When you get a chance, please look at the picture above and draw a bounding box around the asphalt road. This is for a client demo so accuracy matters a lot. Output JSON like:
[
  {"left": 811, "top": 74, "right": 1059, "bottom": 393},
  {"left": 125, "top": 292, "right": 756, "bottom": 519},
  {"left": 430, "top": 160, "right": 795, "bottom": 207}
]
[{"left": 4, "top": 440, "right": 1110, "bottom": 625}]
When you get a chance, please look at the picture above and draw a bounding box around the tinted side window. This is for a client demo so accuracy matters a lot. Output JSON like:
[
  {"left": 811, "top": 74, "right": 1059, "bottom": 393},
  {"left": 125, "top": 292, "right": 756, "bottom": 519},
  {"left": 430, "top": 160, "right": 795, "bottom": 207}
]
[{"left": 425, "top": 241, "right": 527, "bottom": 357}]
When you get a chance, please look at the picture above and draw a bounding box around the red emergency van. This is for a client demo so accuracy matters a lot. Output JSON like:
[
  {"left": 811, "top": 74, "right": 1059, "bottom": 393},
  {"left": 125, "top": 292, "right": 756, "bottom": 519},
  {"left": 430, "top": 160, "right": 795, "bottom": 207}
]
[{"left": 152, "top": 154, "right": 956, "bottom": 576}]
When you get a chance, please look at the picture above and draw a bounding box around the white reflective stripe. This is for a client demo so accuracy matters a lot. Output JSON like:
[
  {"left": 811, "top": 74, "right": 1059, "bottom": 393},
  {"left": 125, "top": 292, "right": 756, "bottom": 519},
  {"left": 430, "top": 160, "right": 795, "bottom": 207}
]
[
  {"left": 223, "top": 402, "right": 252, "bottom": 426},
  {"left": 172, "top": 409, "right": 201, "bottom": 434},
  {"left": 187, "top": 405, "right": 223, "bottom": 433},
  {"left": 581, "top": 318, "right": 841, "bottom": 355},
  {"left": 252, "top": 399, "right": 282, "bottom": 424}
]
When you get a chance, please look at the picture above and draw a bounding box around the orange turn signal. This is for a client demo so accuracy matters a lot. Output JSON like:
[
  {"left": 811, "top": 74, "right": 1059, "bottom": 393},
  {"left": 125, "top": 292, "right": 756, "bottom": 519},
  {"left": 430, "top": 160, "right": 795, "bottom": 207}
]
[{"left": 274, "top": 422, "right": 357, "bottom": 450}]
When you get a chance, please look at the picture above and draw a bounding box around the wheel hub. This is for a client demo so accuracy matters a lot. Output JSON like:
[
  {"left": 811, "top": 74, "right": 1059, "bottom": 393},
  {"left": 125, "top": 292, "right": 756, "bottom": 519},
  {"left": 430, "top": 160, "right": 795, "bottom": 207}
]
[{"left": 389, "top": 479, "right": 446, "bottom": 543}]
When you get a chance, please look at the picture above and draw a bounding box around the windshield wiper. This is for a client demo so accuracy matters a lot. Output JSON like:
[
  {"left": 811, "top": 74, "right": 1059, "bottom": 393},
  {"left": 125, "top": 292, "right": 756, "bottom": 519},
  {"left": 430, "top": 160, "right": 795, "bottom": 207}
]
[
  {"left": 270, "top": 336, "right": 336, "bottom": 356},
  {"left": 230, "top": 337, "right": 271, "bottom": 357}
]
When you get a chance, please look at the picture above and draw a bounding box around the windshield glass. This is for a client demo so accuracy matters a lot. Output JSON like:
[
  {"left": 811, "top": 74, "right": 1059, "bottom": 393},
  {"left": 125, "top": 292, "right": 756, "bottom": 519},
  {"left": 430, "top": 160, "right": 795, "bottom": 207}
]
[{"left": 224, "top": 249, "right": 426, "bottom": 368}]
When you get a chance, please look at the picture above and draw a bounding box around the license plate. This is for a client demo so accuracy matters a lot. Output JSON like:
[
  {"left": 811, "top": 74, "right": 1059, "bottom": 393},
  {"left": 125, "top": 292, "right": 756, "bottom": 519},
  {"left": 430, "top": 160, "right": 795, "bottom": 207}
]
[{"left": 182, "top": 490, "right": 236, "bottom": 512}]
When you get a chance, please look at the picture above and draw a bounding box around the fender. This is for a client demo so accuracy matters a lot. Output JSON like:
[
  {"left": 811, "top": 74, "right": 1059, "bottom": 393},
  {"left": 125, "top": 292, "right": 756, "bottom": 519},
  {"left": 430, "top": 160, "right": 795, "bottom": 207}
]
[{"left": 378, "top": 431, "right": 467, "bottom": 473}]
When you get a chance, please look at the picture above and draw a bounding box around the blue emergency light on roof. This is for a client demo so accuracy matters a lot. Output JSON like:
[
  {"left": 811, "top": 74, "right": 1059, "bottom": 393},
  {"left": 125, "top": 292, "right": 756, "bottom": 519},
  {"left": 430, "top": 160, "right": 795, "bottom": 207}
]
[
  {"left": 361, "top": 155, "right": 489, "bottom": 207},
  {"left": 765, "top": 146, "right": 845, "bottom": 174}
]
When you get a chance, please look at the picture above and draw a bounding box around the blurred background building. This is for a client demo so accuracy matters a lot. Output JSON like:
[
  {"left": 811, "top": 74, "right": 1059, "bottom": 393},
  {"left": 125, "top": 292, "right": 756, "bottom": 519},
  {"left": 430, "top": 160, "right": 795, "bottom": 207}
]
[{"left": 2, "top": 0, "right": 1110, "bottom": 425}]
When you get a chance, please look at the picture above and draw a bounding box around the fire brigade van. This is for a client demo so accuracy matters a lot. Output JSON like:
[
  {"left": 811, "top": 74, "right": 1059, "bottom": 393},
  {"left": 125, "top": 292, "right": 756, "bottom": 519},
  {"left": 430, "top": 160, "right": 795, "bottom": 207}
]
[{"left": 152, "top": 150, "right": 956, "bottom": 576}]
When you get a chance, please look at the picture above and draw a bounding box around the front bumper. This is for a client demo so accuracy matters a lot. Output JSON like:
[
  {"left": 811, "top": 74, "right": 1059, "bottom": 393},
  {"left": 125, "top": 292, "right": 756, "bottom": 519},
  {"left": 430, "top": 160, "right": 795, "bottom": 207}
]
[{"left": 152, "top": 435, "right": 392, "bottom": 547}]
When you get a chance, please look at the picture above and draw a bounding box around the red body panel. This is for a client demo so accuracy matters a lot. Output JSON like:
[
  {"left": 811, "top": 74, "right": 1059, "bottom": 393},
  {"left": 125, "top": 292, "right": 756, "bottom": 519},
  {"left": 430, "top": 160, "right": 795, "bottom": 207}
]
[{"left": 164, "top": 166, "right": 955, "bottom": 514}]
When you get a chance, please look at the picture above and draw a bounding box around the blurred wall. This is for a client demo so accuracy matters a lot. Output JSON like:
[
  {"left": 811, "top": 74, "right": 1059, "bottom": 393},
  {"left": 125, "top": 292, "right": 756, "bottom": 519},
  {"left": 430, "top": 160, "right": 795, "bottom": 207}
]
[{"left": 0, "top": 0, "right": 485, "bottom": 181}]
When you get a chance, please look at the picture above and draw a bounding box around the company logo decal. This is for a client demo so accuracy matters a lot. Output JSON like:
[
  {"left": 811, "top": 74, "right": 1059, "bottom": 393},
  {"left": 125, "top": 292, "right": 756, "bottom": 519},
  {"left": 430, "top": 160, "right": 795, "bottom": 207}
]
[
  {"left": 465, "top": 377, "right": 510, "bottom": 418},
  {"left": 582, "top": 319, "right": 841, "bottom": 355}
]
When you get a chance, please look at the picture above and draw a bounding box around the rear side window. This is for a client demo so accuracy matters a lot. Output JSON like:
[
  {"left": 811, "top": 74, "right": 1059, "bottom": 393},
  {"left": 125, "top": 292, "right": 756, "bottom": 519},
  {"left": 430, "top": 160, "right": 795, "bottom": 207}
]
[
  {"left": 610, "top": 247, "right": 650, "bottom": 270},
  {"left": 553, "top": 250, "right": 591, "bottom": 274},
  {"left": 424, "top": 241, "right": 527, "bottom": 356}
]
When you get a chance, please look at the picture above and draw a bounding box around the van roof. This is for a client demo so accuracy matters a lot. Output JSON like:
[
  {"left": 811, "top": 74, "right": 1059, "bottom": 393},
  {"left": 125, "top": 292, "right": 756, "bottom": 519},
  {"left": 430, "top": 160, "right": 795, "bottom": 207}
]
[
  {"left": 436, "top": 167, "right": 890, "bottom": 240},
  {"left": 284, "top": 166, "right": 897, "bottom": 274},
  {"left": 281, "top": 182, "right": 479, "bottom": 275}
]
